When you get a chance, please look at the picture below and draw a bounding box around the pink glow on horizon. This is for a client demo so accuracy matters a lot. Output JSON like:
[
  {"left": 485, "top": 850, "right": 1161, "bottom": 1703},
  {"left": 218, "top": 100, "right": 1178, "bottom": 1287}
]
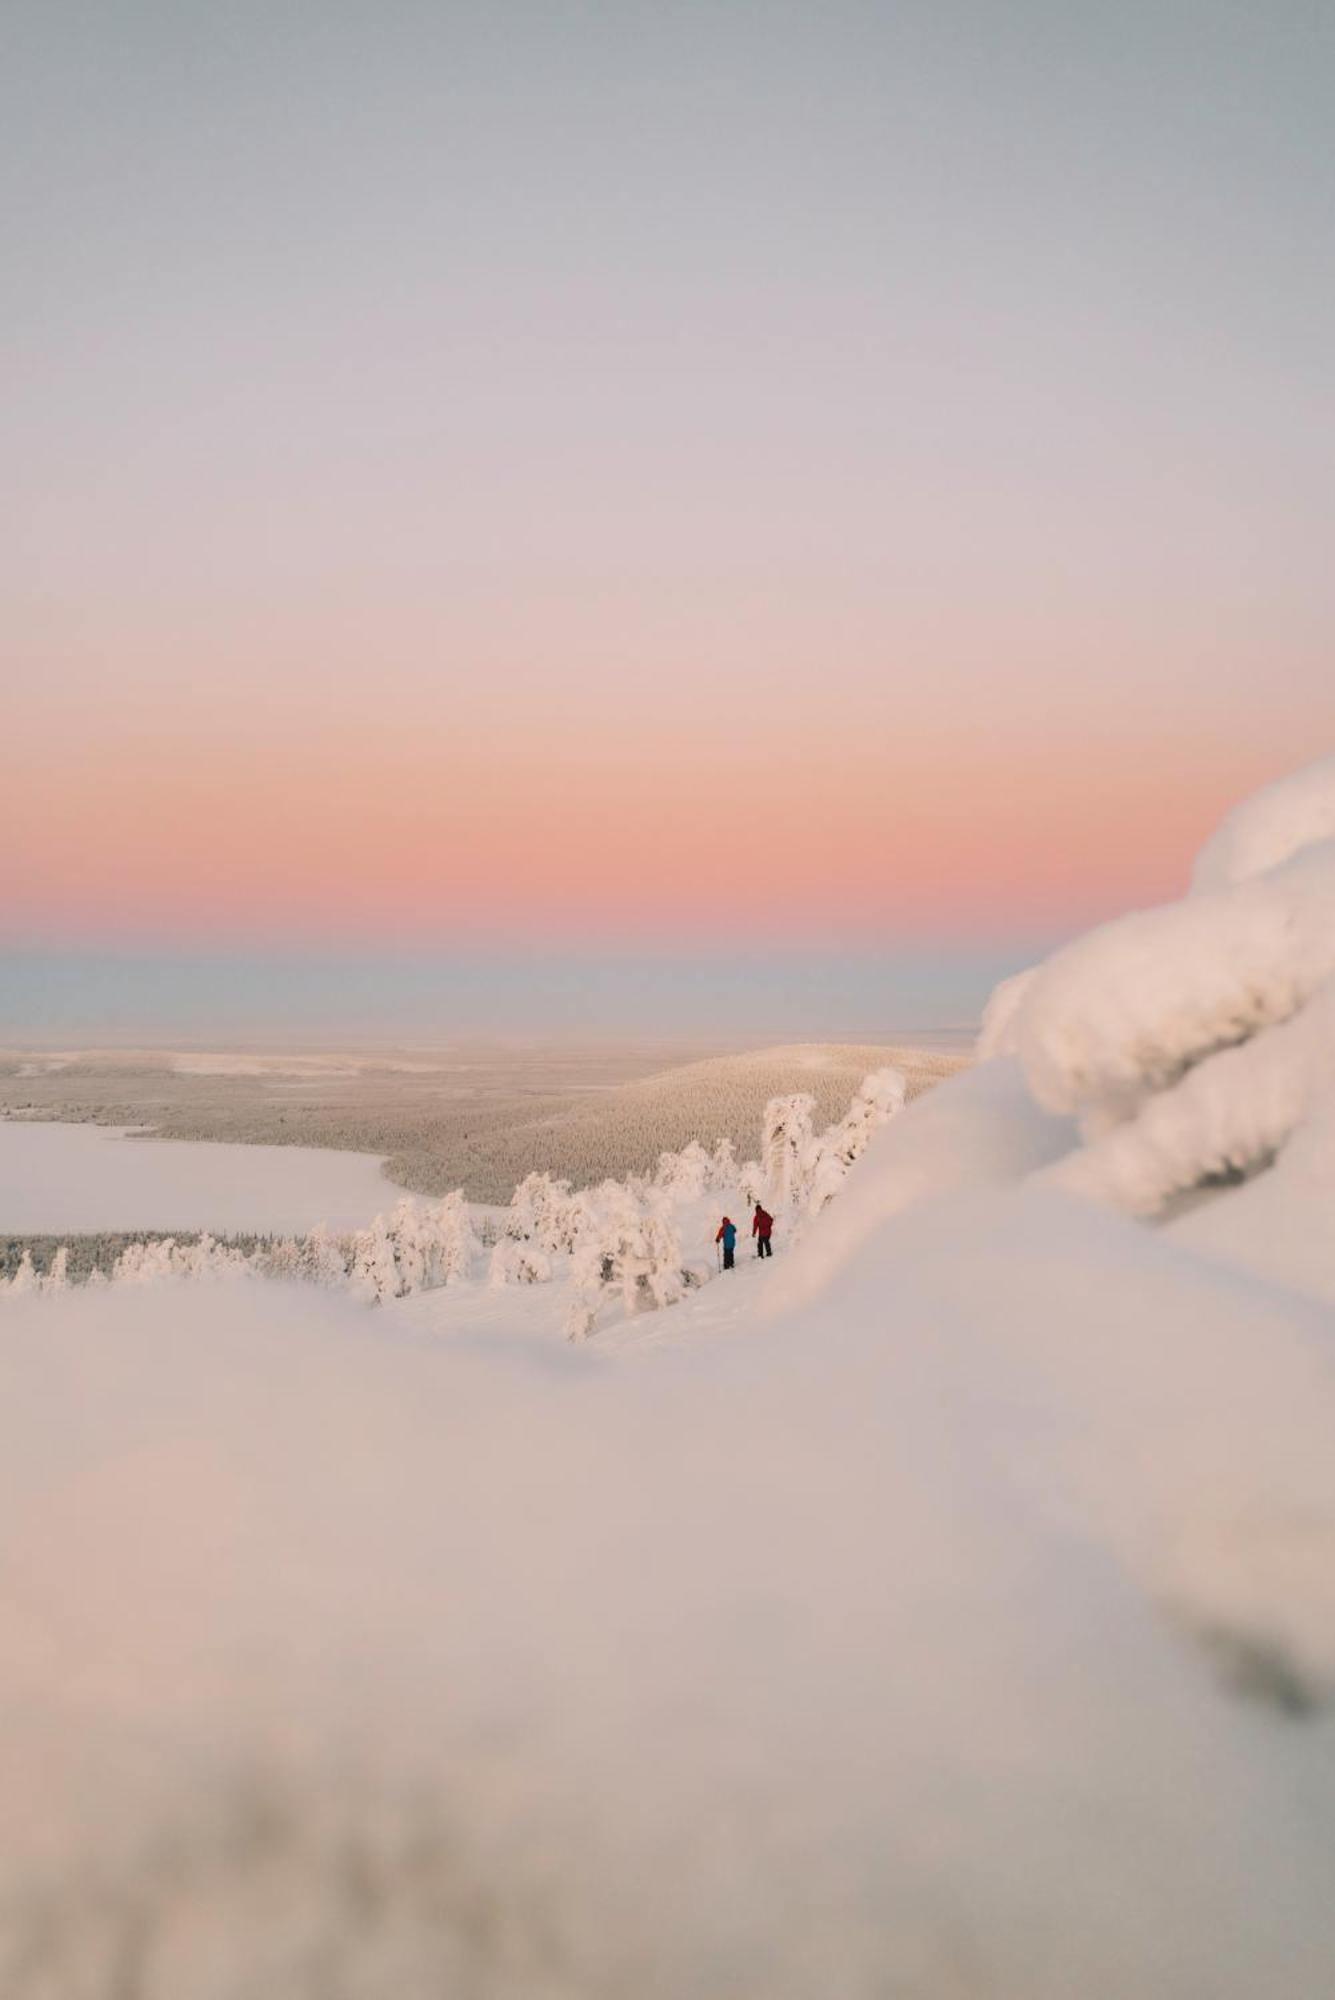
[
  {"left": 5, "top": 5, "right": 1331, "bottom": 967},
  {"left": 3, "top": 719, "right": 1303, "bottom": 949}
]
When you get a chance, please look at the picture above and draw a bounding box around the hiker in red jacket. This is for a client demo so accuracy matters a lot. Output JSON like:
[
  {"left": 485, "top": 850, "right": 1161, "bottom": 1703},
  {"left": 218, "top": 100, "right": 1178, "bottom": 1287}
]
[{"left": 752, "top": 1203, "right": 774, "bottom": 1258}]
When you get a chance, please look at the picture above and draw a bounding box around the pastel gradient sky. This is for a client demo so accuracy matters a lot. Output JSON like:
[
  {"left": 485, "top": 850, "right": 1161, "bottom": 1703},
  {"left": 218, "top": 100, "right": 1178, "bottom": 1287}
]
[{"left": 3, "top": 1, "right": 1332, "bottom": 1031}]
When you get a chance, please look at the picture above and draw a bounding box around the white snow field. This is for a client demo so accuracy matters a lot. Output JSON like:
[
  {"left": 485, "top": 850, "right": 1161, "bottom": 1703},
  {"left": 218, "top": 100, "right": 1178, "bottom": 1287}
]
[
  {"left": 0, "top": 1119, "right": 393, "bottom": 1233},
  {"left": 2, "top": 756, "right": 1335, "bottom": 1998}
]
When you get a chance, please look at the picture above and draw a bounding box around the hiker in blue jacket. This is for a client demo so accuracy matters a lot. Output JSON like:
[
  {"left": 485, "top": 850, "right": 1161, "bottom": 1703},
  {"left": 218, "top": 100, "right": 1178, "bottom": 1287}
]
[{"left": 715, "top": 1216, "right": 737, "bottom": 1270}]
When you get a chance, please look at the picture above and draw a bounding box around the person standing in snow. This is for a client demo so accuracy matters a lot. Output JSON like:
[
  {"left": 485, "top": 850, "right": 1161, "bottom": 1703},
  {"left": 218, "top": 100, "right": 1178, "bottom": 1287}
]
[
  {"left": 715, "top": 1216, "right": 737, "bottom": 1270},
  {"left": 752, "top": 1203, "right": 774, "bottom": 1258}
]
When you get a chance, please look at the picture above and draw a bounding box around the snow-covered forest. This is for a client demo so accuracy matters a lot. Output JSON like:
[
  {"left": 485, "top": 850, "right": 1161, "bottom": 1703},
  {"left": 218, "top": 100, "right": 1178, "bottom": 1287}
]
[
  {"left": 0, "top": 1066, "right": 909, "bottom": 1342},
  {"left": 3, "top": 756, "right": 1335, "bottom": 1998},
  {"left": 0, "top": 1041, "right": 961, "bottom": 1203}
]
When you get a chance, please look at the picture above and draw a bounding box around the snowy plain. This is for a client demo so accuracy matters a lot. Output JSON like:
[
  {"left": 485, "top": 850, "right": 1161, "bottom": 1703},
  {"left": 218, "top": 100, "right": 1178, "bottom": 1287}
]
[
  {"left": 3, "top": 754, "right": 1335, "bottom": 1998},
  {"left": 0, "top": 1119, "right": 393, "bottom": 1234}
]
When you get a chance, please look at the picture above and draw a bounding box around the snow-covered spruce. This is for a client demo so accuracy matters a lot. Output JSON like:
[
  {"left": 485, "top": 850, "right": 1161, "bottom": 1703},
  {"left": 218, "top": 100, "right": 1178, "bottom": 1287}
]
[
  {"left": 112, "top": 1233, "right": 251, "bottom": 1284},
  {"left": 347, "top": 1193, "right": 482, "bottom": 1304}
]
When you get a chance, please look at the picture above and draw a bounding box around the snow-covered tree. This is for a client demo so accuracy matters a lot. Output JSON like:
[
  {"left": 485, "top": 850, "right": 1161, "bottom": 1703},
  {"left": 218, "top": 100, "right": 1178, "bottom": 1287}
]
[
  {"left": 507, "top": 1172, "right": 581, "bottom": 1252},
  {"left": 113, "top": 1239, "right": 180, "bottom": 1284},
  {"left": 490, "top": 1238, "right": 553, "bottom": 1287},
  {"left": 655, "top": 1140, "right": 712, "bottom": 1199},
  {"left": 7, "top": 1250, "right": 37, "bottom": 1296},
  {"left": 178, "top": 1232, "right": 250, "bottom": 1281},
  {"left": 805, "top": 1067, "right": 906, "bottom": 1216},
  {"left": 388, "top": 1197, "right": 429, "bottom": 1296},
  {"left": 761, "top": 1093, "right": 817, "bottom": 1211},
  {"left": 565, "top": 1182, "right": 685, "bottom": 1340},
  {"left": 109, "top": 1234, "right": 249, "bottom": 1285},
  {"left": 263, "top": 1236, "right": 305, "bottom": 1281},
  {"left": 301, "top": 1223, "right": 349, "bottom": 1287},
  {"left": 43, "top": 1246, "right": 70, "bottom": 1293},
  {"left": 349, "top": 1216, "right": 401, "bottom": 1304},
  {"left": 424, "top": 1191, "right": 480, "bottom": 1286}
]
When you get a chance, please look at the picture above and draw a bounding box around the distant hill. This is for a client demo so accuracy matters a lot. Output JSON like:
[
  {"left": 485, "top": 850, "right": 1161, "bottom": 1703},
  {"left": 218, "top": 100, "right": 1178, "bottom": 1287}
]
[
  {"left": 0, "top": 1039, "right": 970, "bottom": 1207},
  {"left": 388, "top": 1043, "right": 968, "bottom": 1200}
]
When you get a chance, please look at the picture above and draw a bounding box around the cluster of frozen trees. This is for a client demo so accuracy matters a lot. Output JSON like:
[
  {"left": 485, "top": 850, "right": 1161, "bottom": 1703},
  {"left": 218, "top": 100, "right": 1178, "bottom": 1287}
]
[
  {"left": 340, "top": 1194, "right": 481, "bottom": 1303},
  {"left": 0, "top": 1068, "right": 908, "bottom": 1334},
  {"left": 488, "top": 1067, "right": 907, "bottom": 1338},
  {"left": 224, "top": 1195, "right": 482, "bottom": 1305},
  {"left": 0, "top": 1236, "right": 251, "bottom": 1294},
  {"left": 0, "top": 1197, "right": 483, "bottom": 1304},
  {"left": 2, "top": 1245, "right": 72, "bottom": 1295},
  {"left": 483, "top": 1151, "right": 740, "bottom": 1339},
  {"left": 755, "top": 1068, "right": 909, "bottom": 1216}
]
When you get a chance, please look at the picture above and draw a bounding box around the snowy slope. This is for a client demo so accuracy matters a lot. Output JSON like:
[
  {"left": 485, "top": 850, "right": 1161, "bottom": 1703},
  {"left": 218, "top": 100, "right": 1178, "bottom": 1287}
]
[{"left": 4, "top": 1175, "right": 1335, "bottom": 1999}]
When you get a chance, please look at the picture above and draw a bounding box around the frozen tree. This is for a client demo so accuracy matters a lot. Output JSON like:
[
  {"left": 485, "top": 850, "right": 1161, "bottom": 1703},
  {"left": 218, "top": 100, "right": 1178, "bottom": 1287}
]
[
  {"left": 7, "top": 1250, "right": 37, "bottom": 1296},
  {"left": 565, "top": 1183, "right": 685, "bottom": 1340},
  {"left": 43, "top": 1246, "right": 70, "bottom": 1293},
  {"left": 425, "top": 1191, "right": 480, "bottom": 1285},
  {"left": 388, "top": 1198, "right": 429, "bottom": 1296},
  {"left": 113, "top": 1239, "right": 180, "bottom": 1285},
  {"left": 565, "top": 1247, "right": 606, "bottom": 1339},
  {"left": 655, "top": 1140, "right": 712, "bottom": 1200},
  {"left": 762, "top": 1093, "right": 817, "bottom": 1211},
  {"left": 301, "top": 1223, "right": 350, "bottom": 1288},
  {"left": 507, "top": 1173, "right": 581, "bottom": 1252},
  {"left": 639, "top": 1201, "right": 687, "bottom": 1309},
  {"left": 263, "top": 1236, "right": 305, "bottom": 1282},
  {"left": 349, "top": 1216, "right": 401, "bottom": 1304},
  {"left": 109, "top": 1234, "right": 249, "bottom": 1285},
  {"left": 495, "top": 1176, "right": 587, "bottom": 1286},
  {"left": 180, "top": 1233, "right": 250, "bottom": 1281},
  {"left": 490, "top": 1238, "right": 553, "bottom": 1287},
  {"left": 805, "top": 1068, "right": 907, "bottom": 1216}
]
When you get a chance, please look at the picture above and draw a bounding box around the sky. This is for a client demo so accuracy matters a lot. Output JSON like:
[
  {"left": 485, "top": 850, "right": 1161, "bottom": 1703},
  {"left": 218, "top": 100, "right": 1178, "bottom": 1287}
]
[{"left": 3, "top": 1, "right": 1332, "bottom": 1033}]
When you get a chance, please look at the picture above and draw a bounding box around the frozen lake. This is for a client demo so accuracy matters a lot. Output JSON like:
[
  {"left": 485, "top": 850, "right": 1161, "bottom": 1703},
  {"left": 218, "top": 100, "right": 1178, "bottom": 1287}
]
[{"left": 0, "top": 1120, "right": 394, "bottom": 1235}]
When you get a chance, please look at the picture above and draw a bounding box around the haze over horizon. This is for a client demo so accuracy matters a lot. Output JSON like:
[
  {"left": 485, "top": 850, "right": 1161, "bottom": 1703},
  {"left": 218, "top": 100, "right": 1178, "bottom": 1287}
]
[
  {"left": 0, "top": 942, "right": 1010, "bottom": 1043},
  {"left": 5, "top": 2, "right": 1332, "bottom": 1030}
]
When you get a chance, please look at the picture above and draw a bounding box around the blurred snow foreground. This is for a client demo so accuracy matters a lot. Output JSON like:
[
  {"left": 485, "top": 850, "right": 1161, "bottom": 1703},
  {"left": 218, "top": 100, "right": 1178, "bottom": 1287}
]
[{"left": 3, "top": 763, "right": 1335, "bottom": 1999}]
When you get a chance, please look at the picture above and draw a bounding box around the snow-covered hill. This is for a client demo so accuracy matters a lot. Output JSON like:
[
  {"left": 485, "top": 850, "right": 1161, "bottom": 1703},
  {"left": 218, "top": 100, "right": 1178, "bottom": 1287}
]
[
  {"left": 398, "top": 1039, "right": 966, "bottom": 1198},
  {"left": 2, "top": 758, "right": 1334, "bottom": 1997}
]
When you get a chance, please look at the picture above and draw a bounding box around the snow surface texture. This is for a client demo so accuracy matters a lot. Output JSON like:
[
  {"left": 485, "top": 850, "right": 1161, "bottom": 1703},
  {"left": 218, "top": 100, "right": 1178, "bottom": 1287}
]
[
  {"left": 3, "top": 1196, "right": 1335, "bottom": 1999},
  {"left": 2, "top": 757, "right": 1335, "bottom": 1996},
  {"left": 0, "top": 1120, "right": 393, "bottom": 1234}
]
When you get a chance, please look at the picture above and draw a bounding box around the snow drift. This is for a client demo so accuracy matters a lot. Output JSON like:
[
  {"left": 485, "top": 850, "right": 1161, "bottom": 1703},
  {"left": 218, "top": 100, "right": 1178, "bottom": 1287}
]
[
  {"left": 5, "top": 1214, "right": 1335, "bottom": 2000},
  {"left": 980, "top": 753, "right": 1335, "bottom": 1298}
]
